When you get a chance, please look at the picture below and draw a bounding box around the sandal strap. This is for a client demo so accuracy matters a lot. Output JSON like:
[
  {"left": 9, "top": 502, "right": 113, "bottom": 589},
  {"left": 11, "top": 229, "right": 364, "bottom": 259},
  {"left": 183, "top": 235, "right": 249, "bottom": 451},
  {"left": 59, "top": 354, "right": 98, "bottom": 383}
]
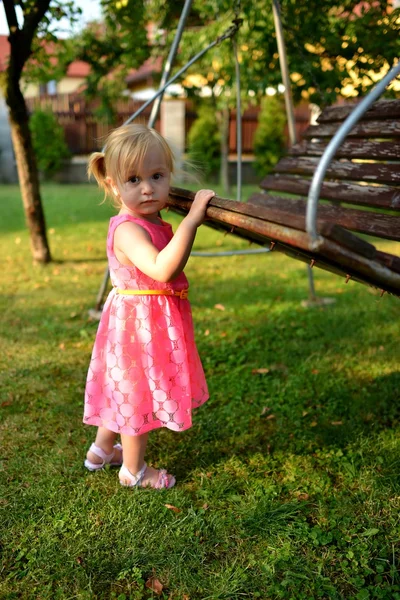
[
  {"left": 155, "top": 469, "right": 170, "bottom": 489},
  {"left": 88, "top": 443, "right": 115, "bottom": 464},
  {"left": 119, "top": 462, "right": 147, "bottom": 487}
]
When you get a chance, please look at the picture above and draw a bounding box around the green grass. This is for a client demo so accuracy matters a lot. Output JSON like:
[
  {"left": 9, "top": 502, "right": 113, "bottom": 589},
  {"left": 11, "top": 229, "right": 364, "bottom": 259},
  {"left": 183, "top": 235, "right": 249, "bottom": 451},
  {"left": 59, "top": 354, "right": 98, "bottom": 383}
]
[{"left": 1, "top": 183, "right": 400, "bottom": 600}]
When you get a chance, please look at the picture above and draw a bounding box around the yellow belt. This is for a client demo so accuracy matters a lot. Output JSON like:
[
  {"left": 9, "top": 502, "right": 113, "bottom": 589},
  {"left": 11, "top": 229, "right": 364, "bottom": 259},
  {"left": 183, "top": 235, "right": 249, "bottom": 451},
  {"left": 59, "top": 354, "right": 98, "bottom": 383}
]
[{"left": 115, "top": 288, "right": 189, "bottom": 300}]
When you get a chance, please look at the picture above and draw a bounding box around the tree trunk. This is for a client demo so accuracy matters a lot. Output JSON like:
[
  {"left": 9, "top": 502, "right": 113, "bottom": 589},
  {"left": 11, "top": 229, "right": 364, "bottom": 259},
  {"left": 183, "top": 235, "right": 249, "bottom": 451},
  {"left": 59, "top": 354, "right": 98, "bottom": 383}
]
[
  {"left": 219, "top": 105, "right": 230, "bottom": 197},
  {"left": 6, "top": 83, "right": 51, "bottom": 264}
]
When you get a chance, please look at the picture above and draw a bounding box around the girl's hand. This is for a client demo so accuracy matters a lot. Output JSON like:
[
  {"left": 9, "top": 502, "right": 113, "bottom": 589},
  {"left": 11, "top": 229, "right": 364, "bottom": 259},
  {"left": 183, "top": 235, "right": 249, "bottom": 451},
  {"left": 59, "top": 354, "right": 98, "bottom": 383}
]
[{"left": 186, "top": 189, "right": 215, "bottom": 227}]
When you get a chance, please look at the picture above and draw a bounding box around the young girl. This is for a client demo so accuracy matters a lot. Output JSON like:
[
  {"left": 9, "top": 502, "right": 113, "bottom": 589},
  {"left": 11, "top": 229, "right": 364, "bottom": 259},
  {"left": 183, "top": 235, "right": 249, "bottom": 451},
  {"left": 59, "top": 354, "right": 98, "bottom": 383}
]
[{"left": 83, "top": 123, "right": 215, "bottom": 489}]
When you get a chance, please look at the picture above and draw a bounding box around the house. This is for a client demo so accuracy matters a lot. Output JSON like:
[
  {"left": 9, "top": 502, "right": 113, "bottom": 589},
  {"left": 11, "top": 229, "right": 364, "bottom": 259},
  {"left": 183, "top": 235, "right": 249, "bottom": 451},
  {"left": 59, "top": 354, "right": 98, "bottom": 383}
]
[{"left": 0, "top": 34, "right": 91, "bottom": 98}]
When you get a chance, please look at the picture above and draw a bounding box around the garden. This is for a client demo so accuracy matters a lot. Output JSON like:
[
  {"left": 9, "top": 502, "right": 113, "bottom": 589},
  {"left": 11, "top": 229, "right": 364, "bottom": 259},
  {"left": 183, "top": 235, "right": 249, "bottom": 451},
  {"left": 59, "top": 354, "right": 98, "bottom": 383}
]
[{"left": 1, "top": 183, "right": 399, "bottom": 599}]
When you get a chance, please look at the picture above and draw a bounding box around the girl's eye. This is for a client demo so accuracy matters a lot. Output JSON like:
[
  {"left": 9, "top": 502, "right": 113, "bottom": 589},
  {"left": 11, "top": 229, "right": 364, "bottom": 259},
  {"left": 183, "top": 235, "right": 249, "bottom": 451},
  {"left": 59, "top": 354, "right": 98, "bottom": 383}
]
[
  {"left": 152, "top": 173, "right": 163, "bottom": 181},
  {"left": 128, "top": 176, "right": 140, "bottom": 184}
]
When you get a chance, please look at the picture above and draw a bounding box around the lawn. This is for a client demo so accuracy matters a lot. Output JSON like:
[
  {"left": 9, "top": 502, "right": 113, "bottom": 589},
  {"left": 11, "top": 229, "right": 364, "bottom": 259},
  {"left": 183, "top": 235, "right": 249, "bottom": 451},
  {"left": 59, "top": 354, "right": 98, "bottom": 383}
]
[{"left": 1, "top": 183, "right": 399, "bottom": 600}]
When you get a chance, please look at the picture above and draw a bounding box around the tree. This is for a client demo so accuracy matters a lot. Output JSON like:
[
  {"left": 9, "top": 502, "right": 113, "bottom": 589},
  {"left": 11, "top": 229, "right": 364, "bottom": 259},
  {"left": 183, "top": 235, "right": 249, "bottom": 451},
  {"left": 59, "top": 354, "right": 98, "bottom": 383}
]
[
  {"left": 2, "top": 0, "right": 151, "bottom": 263},
  {"left": 1, "top": 1, "right": 77, "bottom": 263},
  {"left": 151, "top": 0, "right": 400, "bottom": 191}
]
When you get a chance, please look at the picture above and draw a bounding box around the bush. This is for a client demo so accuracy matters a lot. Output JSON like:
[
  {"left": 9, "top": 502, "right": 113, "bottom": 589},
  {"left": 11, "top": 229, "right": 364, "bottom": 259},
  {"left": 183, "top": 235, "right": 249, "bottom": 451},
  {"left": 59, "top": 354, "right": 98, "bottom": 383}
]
[
  {"left": 187, "top": 105, "right": 221, "bottom": 180},
  {"left": 29, "top": 108, "right": 70, "bottom": 179},
  {"left": 253, "top": 94, "right": 286, "bottom": 176}
]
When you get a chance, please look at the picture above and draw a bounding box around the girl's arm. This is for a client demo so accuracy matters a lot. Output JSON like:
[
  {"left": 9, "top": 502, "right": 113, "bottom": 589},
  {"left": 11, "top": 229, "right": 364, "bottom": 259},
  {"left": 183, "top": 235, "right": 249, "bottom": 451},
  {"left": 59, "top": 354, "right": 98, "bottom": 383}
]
[{"left": 114, "top": 189, "right": 215, "bottom": 283}]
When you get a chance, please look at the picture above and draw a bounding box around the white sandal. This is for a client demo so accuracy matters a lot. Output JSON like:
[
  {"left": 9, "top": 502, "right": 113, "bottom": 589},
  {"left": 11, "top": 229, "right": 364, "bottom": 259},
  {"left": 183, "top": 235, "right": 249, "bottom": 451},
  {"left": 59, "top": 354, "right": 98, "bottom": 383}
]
[
  {"left": 84, "top": 443, "right": 123, "bottom": 471},
  {"left": 119, "top": 462, "right": 176, "bottom": 489}
]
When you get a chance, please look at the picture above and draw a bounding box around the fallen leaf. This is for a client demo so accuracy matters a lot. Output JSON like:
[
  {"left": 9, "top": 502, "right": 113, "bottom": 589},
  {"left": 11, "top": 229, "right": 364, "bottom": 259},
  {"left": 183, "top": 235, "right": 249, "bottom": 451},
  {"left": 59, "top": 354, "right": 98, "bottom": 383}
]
[
  {"left": 297, "top": 493, "right": 309, "bottom": 501},
  {"left": 331, "top": 421, "right": 343, "bottom": 426},
  {"left": 252, "top": 368, "right": 269, "bottom": 374},
  {"left": 202, "top": 503, "right": 209, "bottom": 510},
  {"left": 15, "top": 237, "right": 21, "bottom": 245},
  {"left": 220, "top": 332, "right": 227, "bottom": 337},
  {"left": 310, "top": 421, "right": 318, "bottom": 427},
  {"left": 302, "top": 411, "right": 309, "bottom": 417},
  {"left": 145, "top": 577, "right": 163, "bottom": 595},
  {"left": 260, "top": 406, "right": 271, "bottom": 415},
  {"left": 214, "top": 303, "right": 225, "bottom": 311},
  {"left": 59, "top": 343, "right": 65, "bottom": 350},
  {"left": 204, "top": 329, "right": 210, "bottom": 336},
  {"left": 266, "top": 414, "right": 275, "bottom": 420},
  {"left": 311, "top": 369, "right": 319, "bottom": 375},
  {"left": 164, "top": 504, "right": 181, "bottom": 513}
]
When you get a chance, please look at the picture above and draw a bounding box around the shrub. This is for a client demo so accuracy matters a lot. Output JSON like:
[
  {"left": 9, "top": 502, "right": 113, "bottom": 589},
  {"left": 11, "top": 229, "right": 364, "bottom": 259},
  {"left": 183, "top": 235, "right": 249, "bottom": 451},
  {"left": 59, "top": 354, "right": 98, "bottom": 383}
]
[
  {"left": 253, "top": 94, "right": 286, "bottom": 176},
  {"left": 187, "top": 105, "right": 221, "bottom": 180},
  {"left": 29, "top": 108, "right": 70, "bottom": 179}
]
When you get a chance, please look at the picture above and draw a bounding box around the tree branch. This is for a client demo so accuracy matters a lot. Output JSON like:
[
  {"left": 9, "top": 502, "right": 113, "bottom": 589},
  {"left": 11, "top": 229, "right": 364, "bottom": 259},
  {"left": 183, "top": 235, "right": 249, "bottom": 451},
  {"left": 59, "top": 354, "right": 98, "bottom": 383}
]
[{"left": 3, "top": 0, "right": 20, "bottom": 32}]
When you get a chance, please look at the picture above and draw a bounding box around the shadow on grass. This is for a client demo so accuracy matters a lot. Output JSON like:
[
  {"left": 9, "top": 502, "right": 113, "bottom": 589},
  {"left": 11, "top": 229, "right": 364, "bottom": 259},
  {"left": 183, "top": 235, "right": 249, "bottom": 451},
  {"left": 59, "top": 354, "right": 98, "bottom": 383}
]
[{"left": 2, "top": 266, "right": 398, "bottom": 468}]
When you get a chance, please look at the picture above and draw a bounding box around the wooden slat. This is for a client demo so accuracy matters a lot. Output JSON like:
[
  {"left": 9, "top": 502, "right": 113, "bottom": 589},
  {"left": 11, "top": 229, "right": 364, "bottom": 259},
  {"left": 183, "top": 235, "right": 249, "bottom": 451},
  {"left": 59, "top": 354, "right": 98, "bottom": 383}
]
[
  {"left": 289, "top": 139, "right": 400, "bottom": 161},
  {"left": 260, "top": 174, "right": 400, "bottom": 211},
  {"left": 249, "top": 192, "right": 400, "bottom": 242},
  {"left": 303, "top": 120, "right": 400, "bottom": 138},
  {"left": 274, "top": 156, "right": 400, "bottom": 185},
  {"left": 317, "top": 99, "right": 400, "bottom": 123},
  {"left": 167, "top": 190, "right": 400, "bottom": 296},
  {"left": 376, "top": 250, "right": 400, "bottom": 275},
  {"left": 170, "top": 186, "right": 338, "bottom": 238}
]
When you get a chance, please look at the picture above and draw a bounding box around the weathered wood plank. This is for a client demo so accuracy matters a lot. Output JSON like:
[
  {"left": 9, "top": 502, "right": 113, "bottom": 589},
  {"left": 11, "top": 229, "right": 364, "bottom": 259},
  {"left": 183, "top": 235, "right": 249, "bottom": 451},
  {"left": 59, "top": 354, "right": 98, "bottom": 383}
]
[
  {"left": 317, "top": 99, "right": 400, "bottom": 123},
  {"left": 289, "top": 139, "right": 400, "bottom": 161},
  {"left": 376, "top": 250, "right": 400, "bottom": 275},
  {"left": 167, "top": 190, "right": 400, "bottom": 296},
  {"left": 260, "top": 174, "right": 400, "bottom": 211},
  {"left": 303, "top": 120, "right": 400, "bottom": 138},
  {"left": 249, "top": 192, "right": 400, "bottom": 242},
  {"left": 274, "top": 156, "right": 400, "bottom": 185}
]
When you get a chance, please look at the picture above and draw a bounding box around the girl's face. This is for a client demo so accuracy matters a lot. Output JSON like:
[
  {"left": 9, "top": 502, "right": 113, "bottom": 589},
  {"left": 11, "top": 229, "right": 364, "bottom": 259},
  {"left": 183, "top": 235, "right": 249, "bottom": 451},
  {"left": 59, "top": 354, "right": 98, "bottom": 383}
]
[{"left": 112, "top": 145, "right": 171, "bottom": 223}]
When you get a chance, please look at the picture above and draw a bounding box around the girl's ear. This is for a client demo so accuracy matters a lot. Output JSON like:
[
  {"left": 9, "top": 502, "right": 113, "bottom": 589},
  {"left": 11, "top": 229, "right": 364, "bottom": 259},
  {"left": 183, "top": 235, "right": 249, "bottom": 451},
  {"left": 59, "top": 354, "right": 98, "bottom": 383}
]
[{"left": 106, "top": 176, "right": 119, "bottom": 198}]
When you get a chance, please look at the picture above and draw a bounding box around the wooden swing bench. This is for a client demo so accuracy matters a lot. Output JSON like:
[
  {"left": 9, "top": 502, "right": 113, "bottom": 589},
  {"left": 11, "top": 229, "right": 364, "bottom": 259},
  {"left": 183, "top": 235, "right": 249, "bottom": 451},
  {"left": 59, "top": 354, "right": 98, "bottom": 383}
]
[{"left": 167, "top": 97, "right": 400, "bottom": 297}]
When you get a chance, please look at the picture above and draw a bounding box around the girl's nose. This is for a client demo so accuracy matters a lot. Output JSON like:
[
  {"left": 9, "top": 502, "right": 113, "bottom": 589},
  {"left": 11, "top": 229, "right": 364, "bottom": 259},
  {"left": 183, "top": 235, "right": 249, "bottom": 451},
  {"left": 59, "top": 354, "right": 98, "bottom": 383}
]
[{"left": 141, "top": 179, "right": 153, "bottom": 193}]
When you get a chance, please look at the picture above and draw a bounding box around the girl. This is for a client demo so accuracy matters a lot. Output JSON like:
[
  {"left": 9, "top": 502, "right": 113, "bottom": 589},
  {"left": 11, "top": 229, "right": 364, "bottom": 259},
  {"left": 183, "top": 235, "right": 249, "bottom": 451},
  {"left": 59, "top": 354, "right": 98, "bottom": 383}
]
[{"left": 83, "top": 124, "right": 215, "bottom": 489}]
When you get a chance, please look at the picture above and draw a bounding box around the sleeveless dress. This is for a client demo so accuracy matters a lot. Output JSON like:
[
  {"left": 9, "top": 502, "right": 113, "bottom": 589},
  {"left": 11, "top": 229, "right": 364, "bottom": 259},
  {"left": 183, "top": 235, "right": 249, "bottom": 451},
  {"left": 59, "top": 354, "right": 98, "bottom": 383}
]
[{"left": 83, "top": 214, "right": 209, "bottom": 436}]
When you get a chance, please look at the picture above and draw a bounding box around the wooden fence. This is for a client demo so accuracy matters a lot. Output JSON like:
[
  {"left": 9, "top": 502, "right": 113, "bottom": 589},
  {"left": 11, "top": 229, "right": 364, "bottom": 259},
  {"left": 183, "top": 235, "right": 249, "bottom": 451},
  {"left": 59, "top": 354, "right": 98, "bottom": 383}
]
[{"left": 26, "top": 93, "right": 311, "bottom": 156}]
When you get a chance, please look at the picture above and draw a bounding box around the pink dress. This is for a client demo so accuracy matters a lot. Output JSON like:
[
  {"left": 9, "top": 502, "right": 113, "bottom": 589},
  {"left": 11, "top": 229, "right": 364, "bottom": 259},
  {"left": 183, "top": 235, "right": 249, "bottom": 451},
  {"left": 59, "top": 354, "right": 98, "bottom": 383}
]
[{"left": 83, "top": 214, "right": 209, "bottom": 436}]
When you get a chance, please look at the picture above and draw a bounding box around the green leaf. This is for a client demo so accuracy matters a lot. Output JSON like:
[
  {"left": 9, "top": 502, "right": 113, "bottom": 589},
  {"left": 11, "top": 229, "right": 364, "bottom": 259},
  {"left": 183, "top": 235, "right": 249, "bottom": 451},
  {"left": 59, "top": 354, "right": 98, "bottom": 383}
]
[{"left": 362, "top": 528, "right": 379, "bottom": 537}]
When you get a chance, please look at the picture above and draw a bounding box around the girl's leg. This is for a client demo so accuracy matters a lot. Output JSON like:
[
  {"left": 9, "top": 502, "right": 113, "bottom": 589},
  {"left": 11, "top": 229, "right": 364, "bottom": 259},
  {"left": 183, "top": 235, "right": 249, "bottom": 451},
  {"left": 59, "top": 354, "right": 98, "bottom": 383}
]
[
  {"left": 120, "top": 432, "right": 174, "bottom": 487},
  {"left": 120, "top": 432, "right": 149, "bottom": 474},
  {"left": 86, "top": 426, "right": 122, "bottom": 466}
]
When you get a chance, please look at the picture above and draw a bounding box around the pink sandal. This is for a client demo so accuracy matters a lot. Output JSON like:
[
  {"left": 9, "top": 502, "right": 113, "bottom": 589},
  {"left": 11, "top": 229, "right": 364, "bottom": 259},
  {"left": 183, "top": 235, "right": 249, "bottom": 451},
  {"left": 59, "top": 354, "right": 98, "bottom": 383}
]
[
  {"left": 119, "top": 462, "right": 176, "bottom": 489},
  {"left": 84, "top": 443, "right": 123, "bottom": 471}
]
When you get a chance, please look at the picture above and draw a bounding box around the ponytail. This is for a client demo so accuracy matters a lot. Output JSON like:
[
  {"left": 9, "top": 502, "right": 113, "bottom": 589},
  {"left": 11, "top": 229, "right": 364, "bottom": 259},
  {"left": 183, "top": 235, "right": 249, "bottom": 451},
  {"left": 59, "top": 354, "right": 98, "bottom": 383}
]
[{"left": 87, "top": 151, "right": 115, "bottom": 203}]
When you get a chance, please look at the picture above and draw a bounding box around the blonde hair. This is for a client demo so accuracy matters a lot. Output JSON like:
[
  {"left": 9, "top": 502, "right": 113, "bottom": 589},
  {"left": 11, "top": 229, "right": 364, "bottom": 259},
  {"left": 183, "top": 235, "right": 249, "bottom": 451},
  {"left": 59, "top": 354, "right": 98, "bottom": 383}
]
[{"left": 87, "top": 124, "right": 175, "bottom": 204}]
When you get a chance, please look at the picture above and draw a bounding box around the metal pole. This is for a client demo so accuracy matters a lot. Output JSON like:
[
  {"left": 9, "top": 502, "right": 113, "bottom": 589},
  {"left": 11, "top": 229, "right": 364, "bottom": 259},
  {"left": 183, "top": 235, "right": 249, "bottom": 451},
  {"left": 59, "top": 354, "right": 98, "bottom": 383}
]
[
  {"left": 94, "top": 2, "right": 194, "bottom": 314},
  {"left": 148, "top": 0, "right": 193, "bottom": 128},
  {"left": 122, "top": 23, "right": 239, "bottom": 127},
  {"left": 233, "top": 39, "right": 242, "bottom": 202},
  {"left": 306, "top": 60, "right": 400, "bottom": 246},
  {"left": 272, "top": 0, "right": 317, "bottom": 301},
  {"left": 272, "top": 0, "right": 297, "bottom": 146}
]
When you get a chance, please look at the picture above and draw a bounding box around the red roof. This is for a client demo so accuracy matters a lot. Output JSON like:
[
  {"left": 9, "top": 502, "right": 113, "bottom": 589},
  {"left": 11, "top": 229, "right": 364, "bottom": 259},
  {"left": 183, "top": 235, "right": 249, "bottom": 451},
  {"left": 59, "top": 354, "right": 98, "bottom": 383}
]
[
  {"left": 126, "top": 56, "right": 162, "bottom": 85},
  {"left": 0, "top": 35, "right": 9, "bottom": 72},
  {"left": 0, "top": 34, "right": 90, "bottom": 76}
]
